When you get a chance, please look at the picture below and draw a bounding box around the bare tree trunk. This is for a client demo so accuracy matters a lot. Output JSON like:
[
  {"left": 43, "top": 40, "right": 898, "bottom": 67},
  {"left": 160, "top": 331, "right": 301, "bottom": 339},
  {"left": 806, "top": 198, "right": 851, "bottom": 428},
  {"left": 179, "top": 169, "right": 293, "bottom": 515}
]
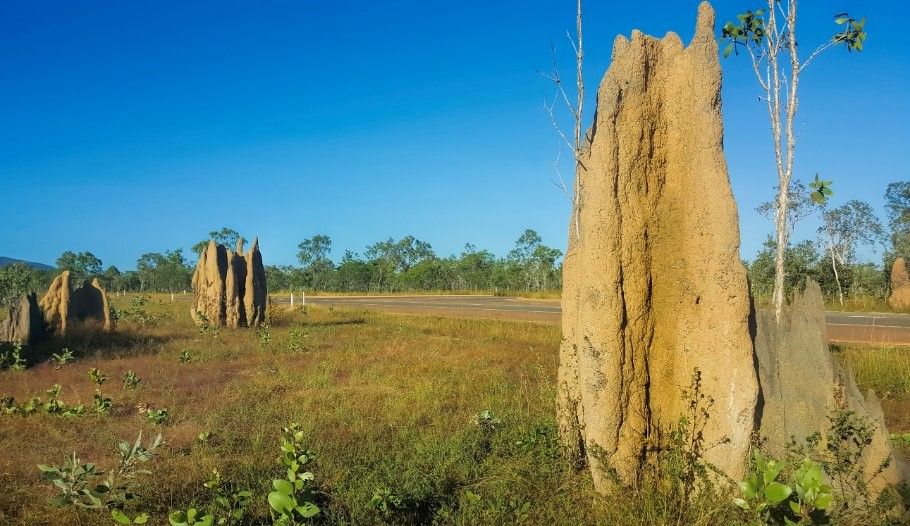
[
  {"left": 768, "top": 0, "right": 801, "bottom": 320},
  {"left": 829, "top": 249, "right": 844, "bottom": 305},
  {"left": 572, "top": 0, "right": 584, "bottom": 240},
  {"left": 544, "top": 0, "right": 584, "bottom": 240}
]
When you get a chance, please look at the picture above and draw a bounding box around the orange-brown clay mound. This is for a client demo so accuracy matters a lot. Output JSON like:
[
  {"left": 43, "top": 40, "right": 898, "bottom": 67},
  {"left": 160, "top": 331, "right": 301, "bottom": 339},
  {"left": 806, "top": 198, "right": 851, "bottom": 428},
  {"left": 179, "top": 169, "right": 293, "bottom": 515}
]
[{"left": 557, "top": 1, "right": 758, "bottom": 489}]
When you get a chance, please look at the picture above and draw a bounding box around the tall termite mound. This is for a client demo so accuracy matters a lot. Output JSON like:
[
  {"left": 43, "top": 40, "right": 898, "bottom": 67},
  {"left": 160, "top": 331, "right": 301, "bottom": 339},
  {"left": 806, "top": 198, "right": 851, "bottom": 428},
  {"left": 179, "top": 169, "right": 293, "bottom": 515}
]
[
  {"left": 38, "top": 271, "right": 113, "bottom": 335},
  {"left": 888, "top": 257, "right": 910, "bottom": 309},
  {"left": 191, "top": 237, "right": 267, "bottom": 329},
  {"left": 0, "top": 293, "right": 44, "bottom": 345},
  {"left": 754, "top": 281, "right": 903, "bottom": 492},
  {"left": 558, "top": 2, "right": 758, "bottom": 488}
]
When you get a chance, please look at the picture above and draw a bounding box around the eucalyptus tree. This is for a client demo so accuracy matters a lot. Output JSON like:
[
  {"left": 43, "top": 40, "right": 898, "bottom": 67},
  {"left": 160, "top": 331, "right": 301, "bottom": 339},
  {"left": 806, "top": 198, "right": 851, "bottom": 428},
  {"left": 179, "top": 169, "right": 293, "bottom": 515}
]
[{"left": 722, "top": 5, "right": 867, "bottom": 318}]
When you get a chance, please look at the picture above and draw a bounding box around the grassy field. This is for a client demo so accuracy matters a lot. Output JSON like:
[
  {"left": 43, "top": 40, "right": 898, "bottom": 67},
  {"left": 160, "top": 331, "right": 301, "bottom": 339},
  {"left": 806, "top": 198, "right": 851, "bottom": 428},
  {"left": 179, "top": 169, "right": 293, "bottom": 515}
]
[
  {"left": 0, "top": 296, "right": 907, "bottom": 525},
  {"left": 834, "top": 344, "right": 910, "bottom": 434},
  {"left": 267, "top": 289, "right": 563, "bottom": 300}
]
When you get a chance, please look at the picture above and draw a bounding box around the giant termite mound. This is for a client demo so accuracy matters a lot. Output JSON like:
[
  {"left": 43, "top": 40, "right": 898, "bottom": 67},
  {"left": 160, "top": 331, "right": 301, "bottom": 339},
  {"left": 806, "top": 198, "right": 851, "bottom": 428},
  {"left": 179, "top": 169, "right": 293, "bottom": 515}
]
[
  {"left": 0, "top": 293, "right": 43, "bottom": 345},
  {"left": 38, "top": 271, "right": 113, "bottom": 335},
  {"left": 557, "top": 2, "right": 758, "bottom": 488},
  {"left": 191, "top": 238, "right": 267, "bottom": 329},
  {"left": 754, "top": 281, "right": 902, "bottom": 492},
  {"left": 888, "top": 257, "right": 910, "bottom": 309}
]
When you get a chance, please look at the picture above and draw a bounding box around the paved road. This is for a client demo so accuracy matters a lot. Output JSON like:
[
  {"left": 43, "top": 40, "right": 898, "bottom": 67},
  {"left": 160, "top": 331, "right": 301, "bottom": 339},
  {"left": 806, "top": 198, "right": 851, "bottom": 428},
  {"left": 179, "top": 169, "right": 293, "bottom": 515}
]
[{"left": 271, "top": 294, "right": 910, "bottom": 345}]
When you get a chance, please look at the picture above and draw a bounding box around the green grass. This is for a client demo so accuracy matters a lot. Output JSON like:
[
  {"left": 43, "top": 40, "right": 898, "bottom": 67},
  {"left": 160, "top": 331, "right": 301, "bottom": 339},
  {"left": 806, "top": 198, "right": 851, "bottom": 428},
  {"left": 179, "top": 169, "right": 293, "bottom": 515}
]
[
  {"left": 0, "top": 297, "right": 697, "bottom": 525},
  {"left": 1, "top": 296, "right": 905, "bottom": 525},
  {"left": 836, "top": 345, "right": 910, "bottom": 397},
  {"left": 752, "top": 293, "right": 910, "bottom": 314},
  {"left": 834, "top": 344, "right": 910, "bottom": 436}
]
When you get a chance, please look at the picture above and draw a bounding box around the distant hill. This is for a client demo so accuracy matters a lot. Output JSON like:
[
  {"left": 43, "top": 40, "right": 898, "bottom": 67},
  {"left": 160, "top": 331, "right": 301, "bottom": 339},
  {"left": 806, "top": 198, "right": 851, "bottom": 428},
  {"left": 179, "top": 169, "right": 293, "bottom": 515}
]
[{"left": 0, "top": 256, "right": 54, "bottom": 270}]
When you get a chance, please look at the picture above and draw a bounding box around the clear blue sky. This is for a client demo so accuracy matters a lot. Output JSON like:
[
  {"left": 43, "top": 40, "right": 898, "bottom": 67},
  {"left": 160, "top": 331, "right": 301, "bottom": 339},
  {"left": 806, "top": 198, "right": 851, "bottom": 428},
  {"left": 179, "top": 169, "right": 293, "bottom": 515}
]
[{"left": 1, "top": 1, "right": 907, "bottom": 269}]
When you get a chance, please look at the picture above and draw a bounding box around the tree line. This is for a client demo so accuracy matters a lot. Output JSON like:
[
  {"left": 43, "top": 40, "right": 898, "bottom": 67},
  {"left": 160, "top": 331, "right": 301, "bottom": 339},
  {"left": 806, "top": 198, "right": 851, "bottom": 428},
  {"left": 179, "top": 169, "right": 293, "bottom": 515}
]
[
  {"left": 1, "top": 181, "right": 907, "bottom": 306},
  {"left": 748, "top": 181, "right": 910, "bottom": 303},
  {"left": 0, "top": 229, "right": 564, "bottom": 304}
]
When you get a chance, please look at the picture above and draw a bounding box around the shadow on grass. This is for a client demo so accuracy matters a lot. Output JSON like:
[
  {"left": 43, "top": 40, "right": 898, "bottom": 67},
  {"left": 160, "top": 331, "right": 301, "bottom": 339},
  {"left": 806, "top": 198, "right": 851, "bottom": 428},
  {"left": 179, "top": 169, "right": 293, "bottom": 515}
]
[
  {"left": 13, "top": 321, "right": 172, "bottom": 365},
  {"left": 298, "top": 317, "right": 368, "bottom": 328}
]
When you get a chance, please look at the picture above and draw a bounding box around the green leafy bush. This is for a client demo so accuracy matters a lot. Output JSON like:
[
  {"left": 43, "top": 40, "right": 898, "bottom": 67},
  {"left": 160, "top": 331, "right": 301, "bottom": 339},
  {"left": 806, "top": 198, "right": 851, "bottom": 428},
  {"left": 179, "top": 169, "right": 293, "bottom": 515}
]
[
  {"left": 0, "top": 340, "right": 26, "bottom": 371},
  {"left": 146, "top": 408, "right": 170, "bottom": 426},
  {"left": 122, "top": 370, "right": 142, "bottom": 390},
  {"left": 268, "top": 423, "right": 320, "bottom": 524},
  {"left": 37, "top": 432, "right": 162, "bottom": 510},
  {"left": 51, "top": 348, "right": 74, "bottom": 368}
]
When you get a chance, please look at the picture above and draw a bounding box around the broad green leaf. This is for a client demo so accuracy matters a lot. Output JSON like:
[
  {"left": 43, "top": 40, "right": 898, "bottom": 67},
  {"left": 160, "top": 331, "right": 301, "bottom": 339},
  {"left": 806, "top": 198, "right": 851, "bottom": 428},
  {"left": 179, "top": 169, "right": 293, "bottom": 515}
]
[
  {"left": 816, "top": 492, "right": 834, "bottom": 509},
  {"left": 169, "top": 511, "right": 189, "bottom": 526},
  {"left": 733, "top": 497, "right": 750, "bottom": 510},
  {"left": 765, "top": 481, "right": 793, "bottom": 503},
  {"left": 268, "top": 491, "right": 296, "bottom": 513},
  {"left": 273, "top": 478, "right": 294, "bottom": 495},
  {"left": 111, "top": 510, "right": 131, "bottom": 524},
  {"left": 724, "top": 43, "right": 734, "bottom": 58},
  {"left": 297, "top": 502, "right": 320, "bottom": 518},
  {"left": 738, "top": 480, "right": 756, "bottom": 500},
  {"left": 789, "top": 499, "right": 801, "bottom": 514}
]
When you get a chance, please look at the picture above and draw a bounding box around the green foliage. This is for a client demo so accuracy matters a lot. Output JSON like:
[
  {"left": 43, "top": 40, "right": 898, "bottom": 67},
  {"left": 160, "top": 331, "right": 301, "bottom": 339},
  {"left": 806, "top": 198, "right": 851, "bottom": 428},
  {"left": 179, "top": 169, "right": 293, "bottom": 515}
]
[
  {"left": 1, "top": 384, "right": 85, "bottom": 417},
  {"left": 721, "top": 8, "right": 766, "bottom": 58},
  {"left": 122, "top": 370, "right": 142, "bottom": 390},
  {"left": 296, "top": 235, "right": 334, "bottom": 290},
  {"left": 136, "top": 249, "right": 192, "bottom": 293},
  {"left": 44, "top": 384, "right": 86, "bottom": 417},
  {"left": 111, "top": 509, "right": 150, "bottom": 524},
  {"left": 0, "top": 340, "right": 26, "bottom": 371},
  {"left": 89, "top": 367, "right": 108, "bottom": 388},
  {"left": 56, "top": 250, "right": 103, "bottom": 282},
  {"left": 192, "top": 228, "right": 245, "bottom": 256},
  {"left": 739, "top": 405, "right": 903, "bottom": 524},
  {"left": 735, "top": 451, "right": 832, "bottom": 525},
  {"left": 257, "top": 322, "right": 272, "bottom": 349},
  {"left": 884, "top": 182, "right": 910, "bottom": 265},
  {"left": 37, "top": 432, "right": 162, "bottom": 510},
  {"left": 722, "top": 9, "right": 866, "bottom": 58},
  {"left": 94, "top": 393, "right": 113, "bottom": 414},
  {"left": 51, "top": 348, "right": 74, "bottom": 369},
  {"left": 204, "top": 469, "right": 252, "bottom": 525},
  {"left": 268, "top": 423, "right": 320, "bottom": 524},
  {"left": 809, "top": 174, "right": 834, "bottom": 206},
  {"left": 179, "top": 349, "right": 191, "bottom": 363},
  {"left": 286, "top": 328, "right": 306, "bottom": 352},
  {"left": 368, "top": 486, "right": 405, "bottom": 522},
  {"left": 789, "top": 457, "right": 834, "bottom": 523},
  {"left": 472, "top": 409, "right": 502, "bottom": 460},
  {"left": 146, "top": 408, "right": 170, "bottom": 426},
  {"left": 0, "top": 262, "right": 52, "bottom": 306},
  {"left": 734, "top": 450, "right": 793, "bottom": 517},
  {"left": 808, "top": 407, "right": 892, "bottom": 518},
  {"left": 121, "top": 295, "right": 154, "bottom": 326},
  {"left": 168, "top": 507, "right": 214, "bottom": 526},
  {"left": 833, "top": 13, "right": 867, "bottom": 52},
  {"left": 168, "top": 469, "right": 251, "bottom": 526},
  {"left": 90, "top": 368, "right": 113, "bottom": 414},
  {"left": 473, "top": 409, "right": 502, "bottom": 434},
  {"left": 267, "top": 230, "right": 562, "bottom": 293}
]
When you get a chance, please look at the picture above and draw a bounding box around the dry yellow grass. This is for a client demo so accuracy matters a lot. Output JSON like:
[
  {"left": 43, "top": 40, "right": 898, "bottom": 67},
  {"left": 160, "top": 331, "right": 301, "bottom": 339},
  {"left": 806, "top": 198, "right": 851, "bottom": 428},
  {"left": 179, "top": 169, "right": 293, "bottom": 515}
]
[
  {"left": 1, "top": 295, "right": 905, "bottom": 525},
  {"left": 1, "top": 296, "right": 612, "bottom": 525}
]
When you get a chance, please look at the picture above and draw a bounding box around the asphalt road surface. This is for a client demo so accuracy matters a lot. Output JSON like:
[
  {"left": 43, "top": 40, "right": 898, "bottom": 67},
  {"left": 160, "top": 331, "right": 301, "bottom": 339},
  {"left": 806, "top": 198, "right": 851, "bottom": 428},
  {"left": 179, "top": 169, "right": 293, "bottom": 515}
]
[{"left": 271, "top": 294, "right": 910, "bottom": 345}]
